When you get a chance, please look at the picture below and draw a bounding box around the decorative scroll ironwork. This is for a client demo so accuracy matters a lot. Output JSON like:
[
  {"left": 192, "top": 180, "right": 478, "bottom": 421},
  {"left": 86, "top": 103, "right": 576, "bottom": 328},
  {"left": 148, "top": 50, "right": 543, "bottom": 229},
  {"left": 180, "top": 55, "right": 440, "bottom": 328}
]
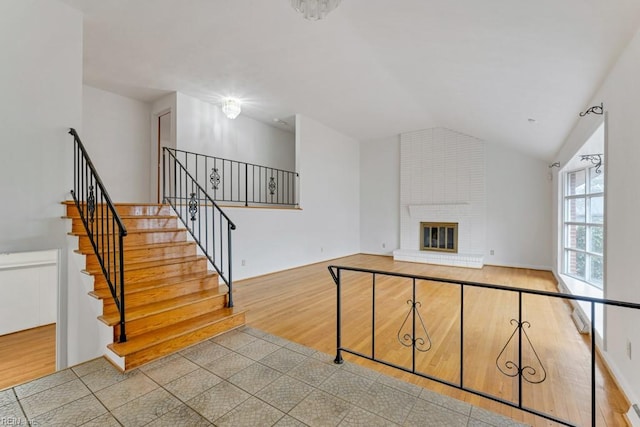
[
  {"left": 268, "top": 177, "right": 276, "bottom": 195},
  {"left": 579, "top": 102, "right": 604, "bottom": 117},
  {"left": 496, "top": 319, "right": 547, "bottom": 384},
  {"left": 397, "top": 299, "right": 432, "bottom": 352},
  {"left": 580, "top": 154, "right": 603, "bottom": 174},
  {"left": 87, "top": 185, "right": 96, "bottom": 223},
  {"left": 210, "top": 167, "right": 221, "bottom": 190},
  {"left": 188, "top": 192, "right": 198, "bottom": 221}
]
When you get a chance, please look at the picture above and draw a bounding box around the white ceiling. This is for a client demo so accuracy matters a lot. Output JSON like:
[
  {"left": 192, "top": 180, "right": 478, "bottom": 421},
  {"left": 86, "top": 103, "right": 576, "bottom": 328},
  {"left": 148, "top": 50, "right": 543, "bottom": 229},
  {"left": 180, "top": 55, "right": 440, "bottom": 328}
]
[{"left": 60, "top": 0, "right": 640, "bottom": 160}]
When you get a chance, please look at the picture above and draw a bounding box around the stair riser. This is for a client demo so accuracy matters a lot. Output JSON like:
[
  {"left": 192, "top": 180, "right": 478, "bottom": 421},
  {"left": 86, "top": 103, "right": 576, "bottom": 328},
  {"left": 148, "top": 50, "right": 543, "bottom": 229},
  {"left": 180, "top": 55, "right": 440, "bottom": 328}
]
[
  {"left": 66, "top": 204, "right": 173, "bottom": 217},
  {"left": 114, "top": 295, "right": 228, "bottom": 338},
  {"left": 92, "top": 259, "right": 208, "bottom": 287},
  {"left": 101, "top": 278, "right": 220, "bottom": 316},
  {"left": 120, "top": 313, "right": 245, "bottom": 370},
  {"left": 76, "top": 230, "right": 187, "bottom": 252},
  {"left": 71, "top": 217, "right": 178, "bottom": 233},
  {"left": 84, "top": 244, "right": 197, "bottom": 270}
]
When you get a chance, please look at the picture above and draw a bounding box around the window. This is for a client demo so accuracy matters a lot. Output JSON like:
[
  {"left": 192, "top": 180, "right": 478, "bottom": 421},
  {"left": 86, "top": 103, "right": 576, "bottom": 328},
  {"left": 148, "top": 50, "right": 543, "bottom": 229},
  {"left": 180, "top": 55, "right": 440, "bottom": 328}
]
[{"left": 563, "top": 165, "right": 604, "bottom": 288}]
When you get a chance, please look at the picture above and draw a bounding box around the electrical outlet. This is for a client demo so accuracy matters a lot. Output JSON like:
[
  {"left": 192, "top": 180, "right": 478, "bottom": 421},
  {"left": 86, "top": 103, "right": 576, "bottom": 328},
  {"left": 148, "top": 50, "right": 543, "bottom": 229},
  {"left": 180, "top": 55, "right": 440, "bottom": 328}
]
[
  {"left": 320, "top": 247, "right": 324, "bottom": 253},
  {"left": 241, "top": 259, "right": 246, "bottom": 266},
  {"left": 490, "top": 249, "right": 495, "bottom": 255},
  {"left": 382, "top": 243, "right": 386, "bottom": 248},
  {"left": 627, "top": 340, "right": 632, "bottom": 360}
]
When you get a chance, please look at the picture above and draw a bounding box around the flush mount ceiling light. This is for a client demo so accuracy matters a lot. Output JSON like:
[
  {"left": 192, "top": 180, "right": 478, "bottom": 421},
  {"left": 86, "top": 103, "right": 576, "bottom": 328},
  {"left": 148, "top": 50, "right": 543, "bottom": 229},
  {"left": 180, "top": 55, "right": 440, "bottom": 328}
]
[
  {"left": 290, "top": 0, "right": 342, "bottom": 20},
  {"left": 221, "top": 98, "right": 241, "bottom": 119}
]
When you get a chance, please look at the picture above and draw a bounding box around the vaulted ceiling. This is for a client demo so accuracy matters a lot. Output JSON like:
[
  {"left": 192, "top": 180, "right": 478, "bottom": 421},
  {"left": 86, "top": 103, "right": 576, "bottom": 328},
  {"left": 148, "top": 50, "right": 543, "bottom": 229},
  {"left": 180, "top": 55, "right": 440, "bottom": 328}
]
[{"left": 60, "top": 0, "right": 640, "bottom": 160}]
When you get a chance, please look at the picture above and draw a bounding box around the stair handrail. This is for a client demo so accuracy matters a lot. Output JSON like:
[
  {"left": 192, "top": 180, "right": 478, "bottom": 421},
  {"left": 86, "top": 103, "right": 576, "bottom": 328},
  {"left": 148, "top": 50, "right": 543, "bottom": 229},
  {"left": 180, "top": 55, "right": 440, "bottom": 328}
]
[
  {"left": 69, "top": 128, "right": 128, "bottom": 342},
  {"left": 169, "top": 147, "right": 299, "bottom": 207},
  {"left": 163, "top": 147, "right": 236, "bottom": 307}
]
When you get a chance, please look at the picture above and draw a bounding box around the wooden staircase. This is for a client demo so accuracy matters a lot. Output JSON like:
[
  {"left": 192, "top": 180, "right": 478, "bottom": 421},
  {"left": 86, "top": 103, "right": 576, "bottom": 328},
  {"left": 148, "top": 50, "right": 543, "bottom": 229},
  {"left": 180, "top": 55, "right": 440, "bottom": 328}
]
[{"left": 64, "top": 201, "right": 245, "bottom": 371}]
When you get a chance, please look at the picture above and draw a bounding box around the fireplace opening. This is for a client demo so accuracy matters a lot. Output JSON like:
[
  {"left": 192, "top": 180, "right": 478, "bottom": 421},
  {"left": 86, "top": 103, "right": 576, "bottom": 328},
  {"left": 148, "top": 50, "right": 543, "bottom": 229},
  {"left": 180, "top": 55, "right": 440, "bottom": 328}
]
[{"left": 420, "top": 222, "right": 458, "bottom": 253}]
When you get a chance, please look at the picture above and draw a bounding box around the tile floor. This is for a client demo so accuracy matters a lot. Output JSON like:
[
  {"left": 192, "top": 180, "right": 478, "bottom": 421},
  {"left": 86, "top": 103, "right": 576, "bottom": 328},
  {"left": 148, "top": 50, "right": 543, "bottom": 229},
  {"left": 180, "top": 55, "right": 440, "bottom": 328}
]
[{"left": 0, "top": 327, "right": 528, "bottom": 426}]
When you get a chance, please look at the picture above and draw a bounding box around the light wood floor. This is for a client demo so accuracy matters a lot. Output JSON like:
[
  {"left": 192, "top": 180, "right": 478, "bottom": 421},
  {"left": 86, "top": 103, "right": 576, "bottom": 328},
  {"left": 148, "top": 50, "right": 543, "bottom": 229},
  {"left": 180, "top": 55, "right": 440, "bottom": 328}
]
[
  {"left": 0, "top": 324, "right": 56, "bottom": 390},
  {"left": 234, "top": 254, "right": 629, "bottom": 427}
]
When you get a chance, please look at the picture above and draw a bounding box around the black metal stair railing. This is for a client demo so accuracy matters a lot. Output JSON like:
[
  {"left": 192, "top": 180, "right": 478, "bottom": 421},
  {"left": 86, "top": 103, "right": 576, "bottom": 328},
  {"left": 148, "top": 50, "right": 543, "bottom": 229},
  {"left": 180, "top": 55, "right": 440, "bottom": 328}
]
[
  {"left": 163, "top": 147, "right": 236, "bottom": 307},
  {"left": 167, "top": 147, "right": 299, "bottom": 207},
  {"left": 69, "top": 128, "right": 128, "bottom": 342},
  {"left": 328, "top": 265, "right": 640, "bottom": 427}
]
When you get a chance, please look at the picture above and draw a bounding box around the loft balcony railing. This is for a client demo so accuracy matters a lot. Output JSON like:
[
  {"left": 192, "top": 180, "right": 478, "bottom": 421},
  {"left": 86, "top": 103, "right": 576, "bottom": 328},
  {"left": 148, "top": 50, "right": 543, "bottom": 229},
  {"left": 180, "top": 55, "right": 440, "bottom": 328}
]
[
  {"left": 69, "top": 128, "right": 128, "bottom": 342},
  {"left": 165, "top": 148, "right": 299, "bottom": 207},
  {"left": 328, "top": 264, "right": 640, "bottom": 427}
]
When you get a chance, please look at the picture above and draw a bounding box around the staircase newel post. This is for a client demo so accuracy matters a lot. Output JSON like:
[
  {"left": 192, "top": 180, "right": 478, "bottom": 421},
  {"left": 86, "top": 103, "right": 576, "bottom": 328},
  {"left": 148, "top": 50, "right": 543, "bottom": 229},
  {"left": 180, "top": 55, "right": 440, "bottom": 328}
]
[
  {"left": 334, "top": 267, "right": 344, "bottom": 365},
  {"left": 227, "top": 222, "right": 234, "bottom": 308},
  {"left": 118, "top": 230, "right": 127, "bottom": 343}
]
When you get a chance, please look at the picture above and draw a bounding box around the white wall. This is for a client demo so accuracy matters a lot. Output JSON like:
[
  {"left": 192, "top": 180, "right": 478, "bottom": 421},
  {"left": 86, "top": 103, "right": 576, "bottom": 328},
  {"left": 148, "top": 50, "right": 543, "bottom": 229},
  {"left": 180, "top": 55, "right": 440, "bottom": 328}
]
[
  {"left": 176, "top": 93, "right": 295, "bottom": 171},
  {"left": 0, "top": 0, "right": 81, "bottom": 252},
  {"left": 229, "top": 115, "right": 360, "bottom": 280},
  {"left": 82, "top": 85, "right": 152, "bottom": 202},
  {"left": 551, "top": 26, "right": 640, "bottom": 415},
  {"left": 0, "top": 0, "right": 83, "bottom": 369},
  {"left": 486, "top": 142, "right": 552, "bottom": 269},
  {"left": 360, "top": 136, "right": 400, "bottom": 255},
  {"left": 359, "top": 128, "right": 552, "bottom": 270}
]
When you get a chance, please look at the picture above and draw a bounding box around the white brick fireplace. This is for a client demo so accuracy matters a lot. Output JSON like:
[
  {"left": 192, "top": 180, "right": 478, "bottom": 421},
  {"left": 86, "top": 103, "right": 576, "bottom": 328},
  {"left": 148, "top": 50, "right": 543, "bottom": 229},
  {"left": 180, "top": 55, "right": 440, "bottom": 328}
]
[{"left": 393, "top": 128, "right": 486, "bottom": 268}]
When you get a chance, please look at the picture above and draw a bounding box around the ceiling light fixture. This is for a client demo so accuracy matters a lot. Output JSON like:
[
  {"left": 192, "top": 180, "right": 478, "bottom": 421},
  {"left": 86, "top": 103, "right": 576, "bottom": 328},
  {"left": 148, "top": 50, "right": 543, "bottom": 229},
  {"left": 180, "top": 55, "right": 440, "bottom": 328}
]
[
  {"left": 290, "top": 0, "right": 342, "bottom": 20},
  {"left": 221, "top": 98, "right": 241, "bottom": 119}
]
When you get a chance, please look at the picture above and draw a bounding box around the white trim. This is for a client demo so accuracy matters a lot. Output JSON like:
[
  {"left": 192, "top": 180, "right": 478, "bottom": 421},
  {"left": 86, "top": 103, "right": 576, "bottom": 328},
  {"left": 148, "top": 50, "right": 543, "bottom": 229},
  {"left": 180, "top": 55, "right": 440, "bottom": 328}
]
[{"left": 393, "top": 249, "right": 484, "bottom": 269}]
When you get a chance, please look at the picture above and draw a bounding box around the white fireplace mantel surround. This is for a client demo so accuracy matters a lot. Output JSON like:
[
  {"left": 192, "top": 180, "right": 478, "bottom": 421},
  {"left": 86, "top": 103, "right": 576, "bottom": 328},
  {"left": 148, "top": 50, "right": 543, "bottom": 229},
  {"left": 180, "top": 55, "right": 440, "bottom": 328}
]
[
  {"left": 395, "top": 202, "right": 484, "bottom": 268},
  {"left": 394, "top": 128, "right": 486, "bottom": 269}
]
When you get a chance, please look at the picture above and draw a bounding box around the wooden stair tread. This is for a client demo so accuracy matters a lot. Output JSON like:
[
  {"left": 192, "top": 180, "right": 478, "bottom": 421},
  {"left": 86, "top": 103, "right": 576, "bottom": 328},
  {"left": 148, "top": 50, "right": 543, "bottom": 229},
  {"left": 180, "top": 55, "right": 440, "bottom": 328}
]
[
  {"left": 75, "top": 240, "right": 195, "bottom": 256},
  {"left": 63, "top": 201, "right": 167, "bottom": 207},
  {"left": 69, "top": 226, "right": 185, "bottom": 236},
  {"left": 108, "top": 308, "right": 243, "bottom": 356},
  {"left": 89, "top": 271, "right": 218, "bottom": 300},
  {"left": 99, "top": 289, "right": 227, "bottom": 325},
  {"left": 63, "top": 214, "right": 177, "bottom": 221},
  {"left": 82, "top": 254, "right": 206, "bottom": 275}
]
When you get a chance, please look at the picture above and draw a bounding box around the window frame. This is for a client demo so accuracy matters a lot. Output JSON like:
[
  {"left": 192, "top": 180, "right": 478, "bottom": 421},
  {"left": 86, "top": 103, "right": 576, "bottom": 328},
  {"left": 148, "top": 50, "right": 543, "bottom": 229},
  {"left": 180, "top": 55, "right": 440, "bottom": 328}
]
[{"left": 562, "top": 165, "right": 604, "bottom": 289}]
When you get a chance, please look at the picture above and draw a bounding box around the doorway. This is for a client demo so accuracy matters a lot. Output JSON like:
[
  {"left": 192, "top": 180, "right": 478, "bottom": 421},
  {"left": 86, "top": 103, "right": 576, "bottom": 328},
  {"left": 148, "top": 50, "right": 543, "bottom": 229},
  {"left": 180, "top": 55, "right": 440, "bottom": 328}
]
[{"left": 157, "top": 111, "right": 172, "bottom": 203}]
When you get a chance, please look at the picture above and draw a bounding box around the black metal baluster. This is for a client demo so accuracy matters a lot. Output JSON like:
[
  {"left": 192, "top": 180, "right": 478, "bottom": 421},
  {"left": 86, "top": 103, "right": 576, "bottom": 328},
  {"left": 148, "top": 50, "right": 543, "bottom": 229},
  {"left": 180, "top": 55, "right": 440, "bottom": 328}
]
[
  {"left": 106, "top": 202, "right": 111, "bottom": 298},
  {"left": 460, "top": 283, "right": 464, "bottom": 388},
  {"left": 518, "top": 292, "right": 523, "bottom": 409},
  {"left": 205, "top": 192, "right": 209, "bottom": 264},
  {"left": 173, "top": 153, "right": 177, "bottom": 209},
  {"left": 412, "top": 278, "right": 416, "bottom": 373},
  {"left": 372, "top": 273, "right": 376, "bottom": 359},
  {"left": 219, "top": 213, "right": 223, "bottom": 274},
  {"left": 245, "top": 163, "right": 248, "bottom": 206},
  {"left": 198, "top": 190, "right": 202, "bottom": 244},
  {"left": 118, "top": 223, "right": 126, "bottom": 342},
  {"left": 334, "top": 267, "right": 343, "bottom": 364},
  {"left": 212, "top": 209, "right": 217, "bottom": 270}
]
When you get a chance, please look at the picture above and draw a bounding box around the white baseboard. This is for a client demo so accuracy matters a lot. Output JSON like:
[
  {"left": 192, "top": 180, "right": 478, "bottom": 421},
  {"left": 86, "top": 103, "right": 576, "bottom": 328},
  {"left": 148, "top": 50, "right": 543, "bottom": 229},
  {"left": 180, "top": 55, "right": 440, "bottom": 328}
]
[{"left": 628, "top": 404, "right": 640, "bottom": 427}]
